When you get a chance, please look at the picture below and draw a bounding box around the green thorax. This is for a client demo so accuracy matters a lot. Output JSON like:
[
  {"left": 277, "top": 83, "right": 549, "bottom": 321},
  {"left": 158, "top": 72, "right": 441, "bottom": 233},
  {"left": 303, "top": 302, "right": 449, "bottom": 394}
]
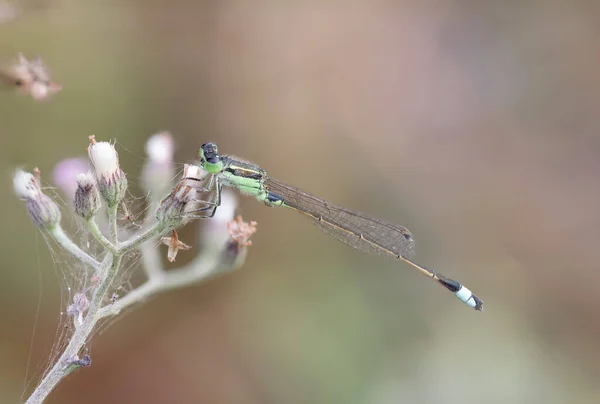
[{"left": 219, "top": 155, "right": 270, "bottom": 201}]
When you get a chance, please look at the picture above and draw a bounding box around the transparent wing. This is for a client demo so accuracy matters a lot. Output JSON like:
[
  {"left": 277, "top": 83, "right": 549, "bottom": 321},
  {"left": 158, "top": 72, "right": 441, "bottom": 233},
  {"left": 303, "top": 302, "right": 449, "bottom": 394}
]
[{"left": 265, "top": 177, "right": 416, "bottom": 259}]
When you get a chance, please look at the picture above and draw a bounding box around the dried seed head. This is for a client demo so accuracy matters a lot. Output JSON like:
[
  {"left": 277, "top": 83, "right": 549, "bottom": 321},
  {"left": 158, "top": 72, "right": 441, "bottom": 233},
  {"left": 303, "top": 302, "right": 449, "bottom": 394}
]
[
  {"left": 87, "top": 136, "right": 127, "bottom": 207},
  {"left": 13, "top": 168, "right": 61, "bottom": 229},
  {"left": 227, "top": 216, "right": 258, "bottom": 248},
  {"left": 74, "top": 172, "right": 101, "bottom": 219},
  {"left": 156, "top": 164, "right": 204, "bottom": 230},
  {"left": 3, "top": 53, "right": 61, "bottom": 100},
  {"left": 221, "top": 216, "right": 258, "bottom": 268},
  {"left": 160, "top": 230, "right": 192, "bottom": 262}
]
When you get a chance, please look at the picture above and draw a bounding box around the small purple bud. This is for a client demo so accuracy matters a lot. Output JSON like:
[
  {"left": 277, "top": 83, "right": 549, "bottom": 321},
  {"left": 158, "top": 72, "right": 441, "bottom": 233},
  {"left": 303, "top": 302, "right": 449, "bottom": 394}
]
[
  {"left": 66, "top": 292, "right": 90, "bottom": 325},
  {"left": 75, "top": 354, "right": 91, "bottom": 367},
  {"left": 74, "top": 172, "right": 101, "bottom": 219},
  {"left": 13, "top": 168, "right": 61, "bottom": 229},
  {"left": 53, "top": 157, "right": 90, "bottom": 198},
  {"left": 64, "top": 354, "right": 91, "bottom": 373}
]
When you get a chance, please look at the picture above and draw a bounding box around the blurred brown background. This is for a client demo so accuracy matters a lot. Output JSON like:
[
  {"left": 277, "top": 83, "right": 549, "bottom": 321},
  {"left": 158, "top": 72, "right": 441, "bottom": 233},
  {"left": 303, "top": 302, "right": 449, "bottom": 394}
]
[{"left": 2, "top": 0, "right": 600, "bottom": 403}]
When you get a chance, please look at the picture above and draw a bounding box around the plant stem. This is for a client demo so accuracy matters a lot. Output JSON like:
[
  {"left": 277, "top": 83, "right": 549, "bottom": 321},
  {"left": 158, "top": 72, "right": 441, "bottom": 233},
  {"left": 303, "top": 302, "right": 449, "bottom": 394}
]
[
  {"left": 87, "top": 218, "right": 118, "bottom": 255},
  {"left": 25, "top": 253, "right": 122, "bottom": 404},
  {"left": 88, "top": 214, "right": 165, "bottom": 257},
  {"left": 138, "top": 197, "right": 164, "bottom": 279},
  {"left": 98, "top": 252, "right": 223, "bottom": 319},
  {"left": 108, "top": 204, "right": 119, "bottom": 246},
  {"left": 48, "top": 225, "right": 100, "bottom": 271},
  {"left": 118, "top": 222, "right": 164, "bottom": 252}
]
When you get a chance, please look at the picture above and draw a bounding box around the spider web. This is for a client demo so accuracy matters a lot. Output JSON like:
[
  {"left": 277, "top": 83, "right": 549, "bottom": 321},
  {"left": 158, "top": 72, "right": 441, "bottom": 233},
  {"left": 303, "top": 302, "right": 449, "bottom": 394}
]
[
  {"left": 22, "top": 142, "right": 211, "bottom": 399},
  {"left": 22, "top": 184, "right": 145, "bottom": 398},
  {"left": 21, "top": 194, "right": 101, "bottom": 398}
]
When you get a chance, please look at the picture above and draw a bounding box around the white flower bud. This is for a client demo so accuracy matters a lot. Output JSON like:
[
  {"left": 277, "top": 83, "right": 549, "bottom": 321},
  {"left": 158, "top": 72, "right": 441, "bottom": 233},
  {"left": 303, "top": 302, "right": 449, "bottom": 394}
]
[
  {"left": 87, "top": 137, "right": 127, "bottom": 207},
  {"left": 88, "top": 140, "right": 119, "bottom": 178},
  {"left": 13, "top": 169, "right": 61, "bottom": 229},
  {"left": 141, "top": 131, "right": 175, "bottom": 197},
  {"left": 145, "top": 131, "right": 174, "bottom": 164},
  {"left": 74, "top": 172, "right": 101, "bottom": 219},
  {"left": 13, "top": 169, "right": 38, "bottom": 200}
]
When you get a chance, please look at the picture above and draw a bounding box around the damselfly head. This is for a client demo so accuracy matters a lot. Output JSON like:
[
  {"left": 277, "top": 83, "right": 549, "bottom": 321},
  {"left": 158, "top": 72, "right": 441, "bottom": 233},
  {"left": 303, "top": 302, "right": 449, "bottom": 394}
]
[
  {"left": 200, "top": 142, "right": 220, "bottom": 164},
  {"left": 199, "top": 142, "right": 224, "bottom": 174}
]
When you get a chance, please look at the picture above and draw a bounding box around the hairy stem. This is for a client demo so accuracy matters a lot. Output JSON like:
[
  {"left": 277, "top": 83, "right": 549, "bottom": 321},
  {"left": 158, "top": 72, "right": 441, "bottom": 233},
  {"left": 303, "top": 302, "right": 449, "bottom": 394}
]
[
  {"left": 48, "top": 225, "right": 100, "bottom": 271},
  {"left": 86, "top": 218, "right": 118, "bottom": 255},
  {"left": 98, "top": 251, "right": 223, "bottom": 319},
  {"left": 108, "top": 205, "right": 119, "bottom": 246},
  {"left": 26, "top": 253, "right": 122, "bottom": 404},
  {"left": 118, "top": 221, "right": 164, "bottom": 252},
  {"left": 88, "top": 215, "right": 164, "bottom": 257},
  {"left": 138, "top": 196, "right": 164, "bottom": 279}
]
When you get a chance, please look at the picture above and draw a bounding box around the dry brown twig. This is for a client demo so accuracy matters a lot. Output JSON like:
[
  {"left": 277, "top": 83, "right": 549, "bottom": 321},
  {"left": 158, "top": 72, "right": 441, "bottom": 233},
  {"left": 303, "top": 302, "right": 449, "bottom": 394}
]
[{"left": 0, "top": 53, "right": 61, "bottom": 100}]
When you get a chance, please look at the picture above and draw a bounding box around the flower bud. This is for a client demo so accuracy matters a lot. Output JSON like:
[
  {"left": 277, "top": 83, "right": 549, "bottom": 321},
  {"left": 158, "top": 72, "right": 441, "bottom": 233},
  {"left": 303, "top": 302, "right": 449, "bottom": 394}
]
[
  {"left": 13, "top": 169, "right": 61, "bottom": 229},
  {"left": 66, "top": 292, "right": 90, "bottom": 325},
  {"left": 141, "top": 131, "right": 175, "bottom": 198},
  {"left": 74, "top": 172, "right": 101, "bottom": 219},
  {"left": 87, "top": 136, "right": 127, "bottom": 207},
  {"left": 53, "top": 157, "right": 90, "bottom": 198},
  {"left": 64, "top": 354, "right": 91, "bottom": 374}
]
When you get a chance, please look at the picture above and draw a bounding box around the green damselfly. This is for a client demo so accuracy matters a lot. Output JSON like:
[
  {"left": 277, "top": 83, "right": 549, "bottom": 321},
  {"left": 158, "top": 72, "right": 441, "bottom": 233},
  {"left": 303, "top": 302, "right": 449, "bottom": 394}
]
[{"left": 189, "top": 142, "right": 483, "bottom": 311}]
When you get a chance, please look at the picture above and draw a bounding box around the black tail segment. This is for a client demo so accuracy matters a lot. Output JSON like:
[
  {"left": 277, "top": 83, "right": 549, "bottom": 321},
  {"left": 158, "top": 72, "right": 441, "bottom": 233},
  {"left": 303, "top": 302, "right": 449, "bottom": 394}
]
[
  {"left": 395, "top": 259, "right": 483, "bottom": 311},
  {"left": 437, "top": 274, "right": 461, "bottom": 292},
  {"left": 437, "top": 274, "right": 484, "bottom": 311}
]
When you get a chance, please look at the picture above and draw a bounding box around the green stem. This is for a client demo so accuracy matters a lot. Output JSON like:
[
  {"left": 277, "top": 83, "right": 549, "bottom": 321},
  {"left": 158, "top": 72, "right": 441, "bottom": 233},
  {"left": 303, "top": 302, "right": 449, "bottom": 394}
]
[
  {"left": 87, "top": 219, "right": 118, "bottom": 255},
  {"left": 108, "top": 204, "right": 119, "bottom": 246},
  {"left": 118, "top": 221, "right": 164, "bottom": 252}
]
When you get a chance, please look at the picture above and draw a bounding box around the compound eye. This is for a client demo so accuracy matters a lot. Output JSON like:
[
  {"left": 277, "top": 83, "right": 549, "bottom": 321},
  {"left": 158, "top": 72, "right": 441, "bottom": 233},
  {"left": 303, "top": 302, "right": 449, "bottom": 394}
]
[{"left": 205, "top": 143, "right": 217, "bottom": 154}]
